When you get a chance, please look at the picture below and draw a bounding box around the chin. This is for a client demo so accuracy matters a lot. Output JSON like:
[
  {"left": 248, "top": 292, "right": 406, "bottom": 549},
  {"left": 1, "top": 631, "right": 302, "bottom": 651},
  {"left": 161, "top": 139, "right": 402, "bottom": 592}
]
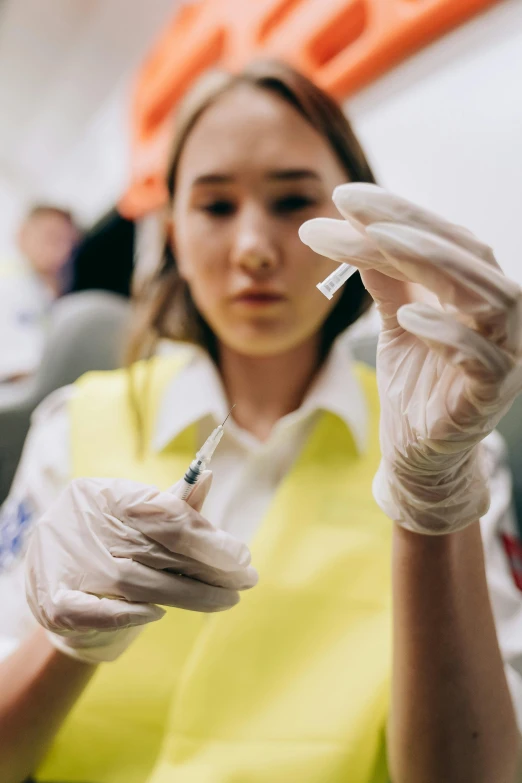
[{"left": 219, "top": 326, "right": 311, "bottom": 358}]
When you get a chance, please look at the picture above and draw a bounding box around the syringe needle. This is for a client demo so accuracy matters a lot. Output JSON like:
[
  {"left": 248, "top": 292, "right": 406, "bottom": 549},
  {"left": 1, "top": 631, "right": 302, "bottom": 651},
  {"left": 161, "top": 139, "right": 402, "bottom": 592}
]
[{"left": 221, "top": 404, "right": 236, "bottom": 427}]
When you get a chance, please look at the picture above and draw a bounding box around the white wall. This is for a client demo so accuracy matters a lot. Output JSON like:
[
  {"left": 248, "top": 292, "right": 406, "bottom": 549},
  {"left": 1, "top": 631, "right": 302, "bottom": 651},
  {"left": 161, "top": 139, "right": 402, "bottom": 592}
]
[{"left": 346, "top": 0, "right": 522, "bottom": 283}]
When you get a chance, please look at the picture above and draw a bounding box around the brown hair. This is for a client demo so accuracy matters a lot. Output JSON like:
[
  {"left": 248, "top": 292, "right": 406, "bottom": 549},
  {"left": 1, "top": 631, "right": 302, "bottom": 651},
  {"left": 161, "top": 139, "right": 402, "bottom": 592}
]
[
  {"left": 127, "top": 59, "right": 376, "bottom": 365},
  {"left": 26, "top": 205, "right": 76, "bottom": 225}
]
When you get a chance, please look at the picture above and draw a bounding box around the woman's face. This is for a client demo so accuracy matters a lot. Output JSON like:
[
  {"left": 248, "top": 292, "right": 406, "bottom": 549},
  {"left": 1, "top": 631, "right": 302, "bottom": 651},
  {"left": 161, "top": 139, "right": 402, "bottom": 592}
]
[{"left": 172, "top": 85, "right": 349, "bottom": 357}]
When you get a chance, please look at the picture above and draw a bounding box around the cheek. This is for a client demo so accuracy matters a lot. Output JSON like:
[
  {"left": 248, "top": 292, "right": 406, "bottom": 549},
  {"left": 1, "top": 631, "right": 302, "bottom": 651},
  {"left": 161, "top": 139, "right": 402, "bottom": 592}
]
[
  {"left": 181, "top": 256, "right": 225, "bottom": 315},
  {"left": 286, "top": 233, "right": 338, "bottom": 297},
  {"left": 174, "top": 215, "right": 227, "bottom": 284},
  {"left": 284, "top": 239, "right": 337, "bottom": 329},
  {"left": 174, "top": 221, "right": 230, "bottom": 321}
]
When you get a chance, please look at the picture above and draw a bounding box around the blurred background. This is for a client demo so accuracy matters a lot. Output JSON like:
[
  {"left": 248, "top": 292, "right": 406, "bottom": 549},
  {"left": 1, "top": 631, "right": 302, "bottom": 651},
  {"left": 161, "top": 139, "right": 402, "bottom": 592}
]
[{"left": 0, "top": 0, "right": 175, "bottom": 248}]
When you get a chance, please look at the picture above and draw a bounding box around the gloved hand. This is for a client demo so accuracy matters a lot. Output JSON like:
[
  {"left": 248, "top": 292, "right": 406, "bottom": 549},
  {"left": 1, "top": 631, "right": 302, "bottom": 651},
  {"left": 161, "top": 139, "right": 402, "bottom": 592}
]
[
  {"left": 25, "top": 472, "right": 258, "bottom": 662},
  {"left": 299, "top": 183, "right": 522, "bottom": 535}
]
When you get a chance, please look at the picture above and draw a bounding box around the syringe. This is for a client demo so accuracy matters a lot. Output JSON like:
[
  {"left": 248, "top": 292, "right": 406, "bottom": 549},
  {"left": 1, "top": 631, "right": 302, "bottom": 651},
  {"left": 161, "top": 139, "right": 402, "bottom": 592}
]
[{"left": 174, "top": 407, "right": 235, "bottom": 500}]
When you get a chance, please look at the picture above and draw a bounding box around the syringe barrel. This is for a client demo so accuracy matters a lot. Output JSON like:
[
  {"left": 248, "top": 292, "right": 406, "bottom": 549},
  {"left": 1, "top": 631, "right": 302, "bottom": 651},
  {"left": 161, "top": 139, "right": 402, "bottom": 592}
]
[
  {"left": 175, "top": 421, "right": 227, "bottom": 500},
  {"left": 196, "top": 425, "right": 224, "bottom": 464}
]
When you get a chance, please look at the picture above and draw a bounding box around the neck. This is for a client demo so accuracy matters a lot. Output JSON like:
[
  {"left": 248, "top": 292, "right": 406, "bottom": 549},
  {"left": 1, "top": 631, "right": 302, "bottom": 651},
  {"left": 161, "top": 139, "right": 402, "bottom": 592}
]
[
  {"left": 218, "top": 336, "right": 322, "bottom": 442},
  {"left": 36, "top": 271, "right": 61, "bottom": 298}
]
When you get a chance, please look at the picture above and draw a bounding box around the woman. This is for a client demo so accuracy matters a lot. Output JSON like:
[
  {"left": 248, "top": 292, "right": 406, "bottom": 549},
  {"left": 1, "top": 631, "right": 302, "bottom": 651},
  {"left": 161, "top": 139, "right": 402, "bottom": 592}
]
[{"left": 0, "top": 60, "right": 521, "bottom": 783}]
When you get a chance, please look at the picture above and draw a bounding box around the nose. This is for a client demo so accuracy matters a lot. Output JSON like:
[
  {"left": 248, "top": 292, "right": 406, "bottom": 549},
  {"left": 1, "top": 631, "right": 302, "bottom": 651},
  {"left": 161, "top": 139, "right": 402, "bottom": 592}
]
[{"left": 230, "top": 204, "right": 280, "bottom": 275}]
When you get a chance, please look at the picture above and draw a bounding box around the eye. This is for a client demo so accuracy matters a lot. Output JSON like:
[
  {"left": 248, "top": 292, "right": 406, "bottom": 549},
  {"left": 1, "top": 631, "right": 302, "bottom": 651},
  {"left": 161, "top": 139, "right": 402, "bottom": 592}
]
[
  {"left": 272, "top": 195, "right": 318, "bottom": 214},
  {"left": 200, "top": 200, "right": 236, "bottom": 217}
]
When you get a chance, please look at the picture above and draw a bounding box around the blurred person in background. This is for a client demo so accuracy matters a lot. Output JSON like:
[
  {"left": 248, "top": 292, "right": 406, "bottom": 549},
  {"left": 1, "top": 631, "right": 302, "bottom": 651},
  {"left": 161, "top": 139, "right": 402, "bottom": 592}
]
[
  {"left": 0, "top": 61, "right": 522, "bottom": 783},
  {"left": 0, "top": 205, "right": 80, "bottom": 383}
]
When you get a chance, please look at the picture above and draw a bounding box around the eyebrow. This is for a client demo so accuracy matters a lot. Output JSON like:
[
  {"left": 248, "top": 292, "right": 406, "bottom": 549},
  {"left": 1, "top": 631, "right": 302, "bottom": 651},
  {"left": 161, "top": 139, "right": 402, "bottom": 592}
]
[
  {"left": 191, "top": 168, "right": 322, "bottom": 186},
  {"left": 267, "top": 168, "right": 321, "bottom": 182}
]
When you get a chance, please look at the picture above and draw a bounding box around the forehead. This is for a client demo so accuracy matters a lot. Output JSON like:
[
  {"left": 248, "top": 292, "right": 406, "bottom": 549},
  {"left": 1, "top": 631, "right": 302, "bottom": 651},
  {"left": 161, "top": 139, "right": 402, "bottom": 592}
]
[{"left": 176, "top": 85, "right": 344, "bottom": 182}]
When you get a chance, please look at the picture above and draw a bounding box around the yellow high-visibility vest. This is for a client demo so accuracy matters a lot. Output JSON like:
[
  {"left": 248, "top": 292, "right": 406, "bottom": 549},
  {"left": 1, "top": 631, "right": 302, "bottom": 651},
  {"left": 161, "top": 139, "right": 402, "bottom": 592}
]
[{"left": 37, "top": 355, "right": 392, "bottom": 783}]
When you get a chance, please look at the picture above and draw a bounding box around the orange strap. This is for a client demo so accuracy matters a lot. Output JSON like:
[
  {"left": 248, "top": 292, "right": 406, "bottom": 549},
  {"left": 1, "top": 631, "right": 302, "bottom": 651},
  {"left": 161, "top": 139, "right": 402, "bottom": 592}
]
[{"left": 119, "top": 0, "right": 498, "bottom": 219}]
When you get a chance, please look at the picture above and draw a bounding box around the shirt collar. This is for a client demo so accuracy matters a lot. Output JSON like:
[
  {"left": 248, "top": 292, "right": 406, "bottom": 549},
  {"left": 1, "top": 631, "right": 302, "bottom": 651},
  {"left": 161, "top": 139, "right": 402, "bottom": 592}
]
[{"left": 152, "top": 333, "right": 368, "bottom": 454}]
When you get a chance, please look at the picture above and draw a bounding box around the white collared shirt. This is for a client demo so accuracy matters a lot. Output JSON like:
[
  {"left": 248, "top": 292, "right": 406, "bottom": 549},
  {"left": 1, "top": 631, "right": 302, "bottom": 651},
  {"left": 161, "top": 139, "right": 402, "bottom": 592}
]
[
  {"left": 1, "top": 337, "right": 522, "bottom": 729},
  {"left": 152, "top": 338, "right": 367, "bottom": 543},
  {"left": 0, "top": 260, "right": 53, "bottom": 383}
]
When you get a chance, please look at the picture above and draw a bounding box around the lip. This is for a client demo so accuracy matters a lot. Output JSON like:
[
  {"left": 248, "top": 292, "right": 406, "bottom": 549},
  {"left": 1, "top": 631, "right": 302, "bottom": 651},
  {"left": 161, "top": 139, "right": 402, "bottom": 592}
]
[{"left": 231, "top": 290, "right": 287, "bottom": 305}]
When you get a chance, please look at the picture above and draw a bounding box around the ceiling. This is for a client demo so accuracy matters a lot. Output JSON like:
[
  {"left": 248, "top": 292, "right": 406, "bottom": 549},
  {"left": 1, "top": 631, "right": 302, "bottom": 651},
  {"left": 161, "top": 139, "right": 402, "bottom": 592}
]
[{"left": 0, "top": 0, "right": 180, "bottom": 253}]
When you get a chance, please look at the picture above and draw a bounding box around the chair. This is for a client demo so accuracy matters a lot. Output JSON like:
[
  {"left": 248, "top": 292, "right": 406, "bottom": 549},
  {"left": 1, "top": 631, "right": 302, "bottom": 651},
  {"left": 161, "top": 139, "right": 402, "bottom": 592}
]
[
  {"left": 350, "top": 334, "right": 522, "bottom": 530},
  {"left": 0, "top": 291, "right": 130, "bottom": 503}
]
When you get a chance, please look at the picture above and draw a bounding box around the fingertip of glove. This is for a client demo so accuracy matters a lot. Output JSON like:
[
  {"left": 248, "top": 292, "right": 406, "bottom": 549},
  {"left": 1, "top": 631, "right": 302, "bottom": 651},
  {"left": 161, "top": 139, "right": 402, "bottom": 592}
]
[
  {"left": 243, "top": 565, "right": 259, "bottom": 589},
  {"left": 332, "top": 182, "right": 382, "bottom": 210},
  {"left": 298, "top": 217, "right": 356, "bottom": 254},
  {"left": 298, "top": 218, "right": 330, "bottom": 246},
  {"left": 185, "top": 470, "right": 213, "bottom": 511},
  {"left": 147, "top": 604, "right": 167, "bottom": 622},
  {"left": 198, "top": 469, "right": 213, "bottom": 486},
  {"left": 205, "top": 590, "right": 241, "bottom": 613},
  {"left": 115, "top": 603, "right": 166, "bottom": 629}
]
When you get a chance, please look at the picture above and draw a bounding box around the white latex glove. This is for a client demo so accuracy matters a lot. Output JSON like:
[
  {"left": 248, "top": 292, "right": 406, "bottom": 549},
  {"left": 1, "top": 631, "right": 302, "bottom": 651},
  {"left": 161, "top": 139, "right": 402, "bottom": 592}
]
[
  {"left": 299, "top": 183, "right": 522, "bottom": 535},
  {"left": 25, "top": 472, "right": 258, "bottom": 662}
]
